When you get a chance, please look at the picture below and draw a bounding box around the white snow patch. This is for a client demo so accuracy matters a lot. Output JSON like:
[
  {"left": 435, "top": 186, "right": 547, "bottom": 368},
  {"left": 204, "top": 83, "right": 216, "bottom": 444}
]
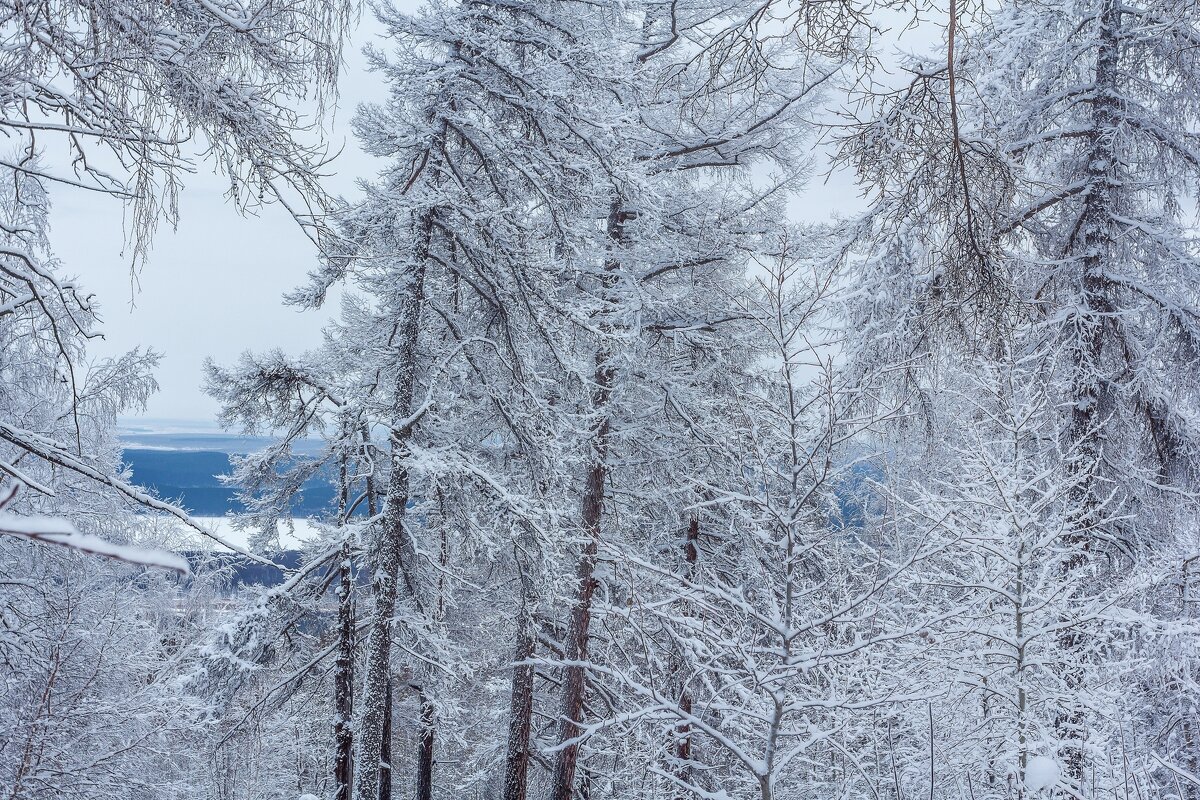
[
  {"left": 173, "top": 516, "right": 321, "bottom": 551},
  {"left": 1025, "top": 755, "right": 1061, "bottom": 792}
]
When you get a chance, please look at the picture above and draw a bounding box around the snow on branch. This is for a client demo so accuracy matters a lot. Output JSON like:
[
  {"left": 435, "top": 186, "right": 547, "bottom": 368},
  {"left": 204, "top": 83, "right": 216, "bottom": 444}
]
[
  {"left": 0, "top": 484, "right": 190, "bottom": 573},
  {"left": 0, "top": 420, "right": 281, "bottom": 567}
]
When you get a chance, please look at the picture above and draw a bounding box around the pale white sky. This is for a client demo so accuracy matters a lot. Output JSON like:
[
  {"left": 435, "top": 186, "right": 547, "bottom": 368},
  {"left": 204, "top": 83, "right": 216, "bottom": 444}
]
[
  {"left": 51, "top": 17, "right": 390, "bottom": 422},
  {"left": 49, "top": 8, "right": 895, "bottom": 424}
]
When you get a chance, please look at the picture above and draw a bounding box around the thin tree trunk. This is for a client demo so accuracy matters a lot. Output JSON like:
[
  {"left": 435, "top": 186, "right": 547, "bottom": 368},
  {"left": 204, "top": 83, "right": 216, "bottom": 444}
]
[
  {"left": 335, "top": 534, "right": 356, "bottom": 800},
  {"left": 363, "top": 421, "right": 379, "bottom": 518},
  {"left": 1179, "top": 557, "right": 1198, "bottom": 800},
  {"left": 416, "top": 689, "right": 435, "bottom": 800},
  {"left": 672, "top": 517, "right": 699, "bottom": 799},
  {"left": 380, "top": 677, "right": 393, "bottom": 800},
  {"left": 550, "top": 201, "right": 630, "bottom": 800},
  {"left": 335, "top": 445, "right": 356, "bottom": 800},
  {"left": 1065, "top": 0, "right": 1119, "bottom": 556},
  {"left": 1015, "top": 543, "right": 1028, "bottom": 800},
  {"left": 548, "top": 440, "right": 608, "bottom": 800},
  {"left": 502, "top": 539, "right": 538, "bottom": 800},
  {"left": 354, "top": 211, "right": 432, "bottom": 800}
]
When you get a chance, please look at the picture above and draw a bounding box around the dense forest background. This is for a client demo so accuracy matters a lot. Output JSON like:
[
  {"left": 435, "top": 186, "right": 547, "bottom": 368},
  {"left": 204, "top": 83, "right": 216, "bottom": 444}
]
[{"left": 2, "top": 1, "right": 1198, "bottom": 800}]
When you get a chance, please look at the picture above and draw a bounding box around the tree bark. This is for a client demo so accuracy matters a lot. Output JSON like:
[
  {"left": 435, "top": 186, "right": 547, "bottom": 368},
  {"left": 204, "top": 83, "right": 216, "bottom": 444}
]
[
  {"left": 380, "top": 676, "right": 393, "bottom": 800},
  {"left": 502, "top": 540, "right": 538, "bottom": 800},
  {"left": 354, "top": 212, "right": 432, "bottom": 800},
  {"left": 1182, "top": 557, "right": 1199, "bottom": 800},
  {"left": 672, "top": 517, "right": 699, "bottom": 799},
  {"left": 335, "top": 440, "right": 357, "bottom": 800},
  {"left": 1057, "top": 2, "right": 1120, "bottom": 786},
  {"left": 548, "top": 440, "right": 608, "bottom": 800},
  {"left": 335, "top": 534, "right": 356, "bottom": 800},
  {"left": 549, "top": 201, "right": 630, "bottom": 800},
  {"left": 416, "top": 689, "right": 435, "bottom": 800}
]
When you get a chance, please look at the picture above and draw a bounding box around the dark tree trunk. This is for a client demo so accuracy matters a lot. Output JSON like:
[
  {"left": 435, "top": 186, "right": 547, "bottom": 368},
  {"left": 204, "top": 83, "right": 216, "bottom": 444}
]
[
  {"left": 416, "top": 689, "right": 435, "bottom": 800},
  {"left": 335, "top": 535, "right": 356, "bottom": 800},
  {"left": 1056, "top": 2, "right": 1120, "bottom": 788},
  {"left": 363, "top": 421, "right": 379, "bottom": 517},
  {"left": 672, "top": 517, "right": 700, "bottom": 798},
  {"left": 502, "top": 544, "right": 537, "bottom": 800},
  {"left": 354, "top": 210, "right": 433, "bottom": 800},
  {"left": 380, "top": 677, "right": 393, "bottom": 800},
  {"left": 1183, "top": 558, "right": 1199, "bottom": 800},
  {"left": 548, "top": 453, "right": 607, "bottom": 800},
  {"left": 550, "top": 201, "right": 630, "bottom": 800},
  {"left": 334, "top": 444, "right": 356, "bottom": 800}
]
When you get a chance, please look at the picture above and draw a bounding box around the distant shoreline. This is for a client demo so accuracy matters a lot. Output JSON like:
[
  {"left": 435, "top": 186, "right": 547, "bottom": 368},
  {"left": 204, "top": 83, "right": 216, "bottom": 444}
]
[{"left": 121, "top": 432, "right": 337, "bottom": 518}]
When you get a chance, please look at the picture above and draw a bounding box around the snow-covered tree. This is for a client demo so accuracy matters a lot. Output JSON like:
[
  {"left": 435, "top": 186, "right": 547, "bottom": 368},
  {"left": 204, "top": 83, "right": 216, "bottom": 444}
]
[
  {"left": 840, "top": 0, "right": 1200, "bottom": 791},
  {"left": 1, "top": 5, "right": 360, "bottom": 798},
  {"left": 0, "top": 0, "right": 354, "bottom": 244},
  {"left": 6, "top": 1, "right": 1193, "bottom": 799},
  {"left": 878, "top": 353, "right": 1185, "bottom": 799},
  {"left": 577, "top": 236, "right": 941, "bottom": 800},
  {"left": 0, "top": 0, "right": 357, "bottom": 556}
]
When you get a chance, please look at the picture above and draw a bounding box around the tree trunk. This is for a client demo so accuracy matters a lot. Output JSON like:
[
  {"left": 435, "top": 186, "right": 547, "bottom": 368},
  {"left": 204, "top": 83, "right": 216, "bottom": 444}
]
[
  {"left": 354, "top": 212, "right": 432, "bottom": 800},
  {"left": 1179, "top": 557, "right": 1198, "bottom": 800},
  {"left": 363, "top": 421, "right": 379, "bottom": 517},
  {"left": 1015, "top": 543, "right": 1029, "bottom": 800},
  {"left": 502, "top": 540, "right": 538, "bottom": 800},
  {"left": 548, "top": 446, "right": 607, "bottom": 800},
  {"left": 672, "top": 517, "right": 699, "bottom": 799},
  {"left": 335, "top": 535, "right": 356, "bottom": 800},
  {"left": 549, "top": 201, "right": 630, "bottom": 800},
  {"left": 416, "top": 689, "right": 435, "bottom": 800},
  {"left": 380, "top": 676, "right": 393, "bottom": 800},
  {"left": 1057, "top": 2, "right": 1120, "bottom": 786}
]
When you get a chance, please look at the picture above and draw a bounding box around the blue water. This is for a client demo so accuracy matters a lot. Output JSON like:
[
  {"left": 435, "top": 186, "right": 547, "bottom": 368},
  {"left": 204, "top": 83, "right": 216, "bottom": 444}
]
[{"left": 121, "top": 434, "right": 339, "bottom": 516}]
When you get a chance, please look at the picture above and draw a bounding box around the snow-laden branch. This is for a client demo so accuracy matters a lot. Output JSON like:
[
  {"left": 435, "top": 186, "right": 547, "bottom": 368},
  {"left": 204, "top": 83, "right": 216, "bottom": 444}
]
[
  {"left": 0, "top": 484, "right": 189, "bottom": 573},
  {"left": 0, "top": 421, "right": 281, "bottom": 567}
]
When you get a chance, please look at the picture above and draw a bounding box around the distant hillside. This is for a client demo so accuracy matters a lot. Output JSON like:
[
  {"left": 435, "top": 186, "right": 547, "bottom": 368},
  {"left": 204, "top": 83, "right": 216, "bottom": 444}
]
[{"left": 120, "top": 431, "right": 327, "bottom": 455}]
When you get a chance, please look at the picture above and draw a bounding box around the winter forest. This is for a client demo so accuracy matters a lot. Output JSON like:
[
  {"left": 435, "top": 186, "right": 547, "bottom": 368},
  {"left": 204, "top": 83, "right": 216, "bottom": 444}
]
[{"left": 2, "top": 0, "right": 1199, "bottom": 799}]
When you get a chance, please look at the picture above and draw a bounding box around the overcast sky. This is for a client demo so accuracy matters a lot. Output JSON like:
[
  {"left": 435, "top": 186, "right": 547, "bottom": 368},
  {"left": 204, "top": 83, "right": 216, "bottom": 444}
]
[
  {"left": 50, "top": 9, "right": 874, "bottom": 425},
  {"left": 51, "top": 17, "right": 390, "bottom": 424}
]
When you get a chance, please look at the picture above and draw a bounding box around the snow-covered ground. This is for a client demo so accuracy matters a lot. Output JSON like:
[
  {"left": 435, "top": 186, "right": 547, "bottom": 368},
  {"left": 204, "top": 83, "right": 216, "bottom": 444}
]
[{"left": 165, "top": 516, "right": 324, "bottom": 552}]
